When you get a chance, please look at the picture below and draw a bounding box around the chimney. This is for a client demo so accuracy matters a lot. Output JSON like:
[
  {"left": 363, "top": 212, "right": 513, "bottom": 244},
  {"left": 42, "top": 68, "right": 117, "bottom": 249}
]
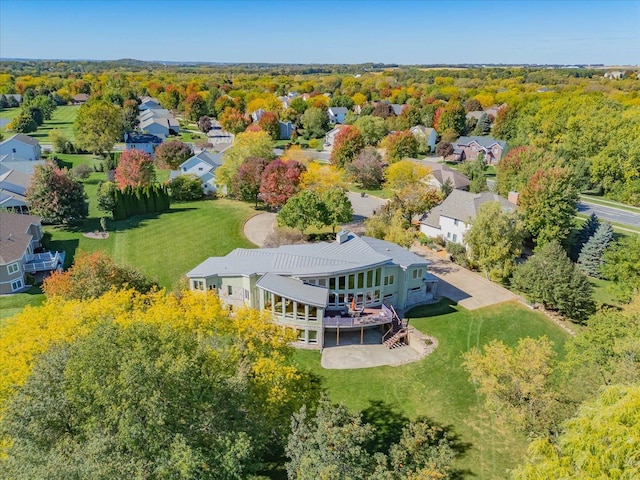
[
  {"left": 336, "top": 230, "right": 350, "bottom": 244},
  {"left": 508, "top": 191, "right": 519, "bottom": 205}
]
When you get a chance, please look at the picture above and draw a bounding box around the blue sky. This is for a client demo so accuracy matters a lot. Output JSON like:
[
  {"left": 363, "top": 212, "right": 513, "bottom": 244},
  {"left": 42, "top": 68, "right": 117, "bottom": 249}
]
[{"left": 1, "top": 0, "right": 638, "bottom": 65}]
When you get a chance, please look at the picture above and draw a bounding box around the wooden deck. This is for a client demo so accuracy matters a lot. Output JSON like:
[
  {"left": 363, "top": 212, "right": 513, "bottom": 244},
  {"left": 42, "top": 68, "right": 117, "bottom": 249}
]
[{"left": 323, "top": 307, "right": 393, "bottom": 329}]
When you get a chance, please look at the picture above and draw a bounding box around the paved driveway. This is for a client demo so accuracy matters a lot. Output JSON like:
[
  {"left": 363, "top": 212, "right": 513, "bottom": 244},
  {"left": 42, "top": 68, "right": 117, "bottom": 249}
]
[
  {"left": 411, "top": 245, "right": 518, "bottom": 310},
  {"left": 243, "top": 212, "right": 276, "bottom": 247},
  {"left": 347, "top": 191, "right": 388, "bottom": 222}
]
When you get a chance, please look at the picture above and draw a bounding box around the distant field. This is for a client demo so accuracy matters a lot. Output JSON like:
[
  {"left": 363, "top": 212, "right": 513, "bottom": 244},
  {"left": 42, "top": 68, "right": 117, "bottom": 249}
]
[{"left": 0, "top": 105, "right": 79, "bottom": 142}]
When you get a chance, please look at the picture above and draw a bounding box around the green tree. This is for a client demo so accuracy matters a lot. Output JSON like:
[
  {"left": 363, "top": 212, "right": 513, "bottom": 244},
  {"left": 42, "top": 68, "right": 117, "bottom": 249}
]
[
  {"left": 465, "top": 201, "right": 525, "bottom": 282},
  {"left": 219, "top": 131, "right": 275, "bottom": 194},
  {"left": 300, "top": 107, "right": 329, "bottom": 139},
  {"left": 169, "top": 174, "right": 204, "bottom": 201},
  {"left": 570, "top": 212, "right": 600, "bottom": 261},
  {"left": 50, "top": 128, "right": 75, "bottom": 153},
  {"left": 463, "top": 337, "right": 560, "bottom": 435},
  {"left": 519, "top": 167, "right": 579, "bottom": 246},
  {"left": 96, "top": 180, "right": 116, "bottom": 214},
  {"left": 321, "top": 186, "right": 353, "bottom": 233},
  {"left": 9, "top": 111, "right": 37, "bottom": 133},
  {"left": 184, "top": 92, "right": 207, "bottom": 121},
  {"left": 277, "top": 189, "right": 327, "bottom": 235},
  {"left": 354, "top": 115, "right": 388, "bottom": 146},
  {"left": 74, "top": 100, "right": 124, "bottom": 155},
  {"left": 462, "top": 155, "right": 488, "bottom": 193},
  {"left": 602, "top": 235, "right": 640, "bottom": 302},
  {"left": 347, "top": 147, "right": 385, "bottom": 189},
  {"left": 26, "top": 161, "right": 88, "bottom": 225},
  {"left": 472, "top": 113, "right": 491, "bottom": 136},
  {"left": 512, "top": 241, "right": 596, "bottom": 323},
  {"left": 437, "top": 101, "right": 466, "bottom": 135},
  {"left": 28, "top": 94, "right": 57, "bottom": 120},
  {"left": 577, "top": 221, "right": 613, "bottom": 278},
  {"left": 511, "top": 385, "right": 640, "bottom": 480},
  {"left": 153, "top": 139, "right": 193, "bottom": 169}
]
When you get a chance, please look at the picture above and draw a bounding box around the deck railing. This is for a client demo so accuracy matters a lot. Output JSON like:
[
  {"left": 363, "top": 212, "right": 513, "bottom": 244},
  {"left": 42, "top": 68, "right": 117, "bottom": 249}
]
[{"left": 23, "top": 252, "right": 62, "bottom": 273}]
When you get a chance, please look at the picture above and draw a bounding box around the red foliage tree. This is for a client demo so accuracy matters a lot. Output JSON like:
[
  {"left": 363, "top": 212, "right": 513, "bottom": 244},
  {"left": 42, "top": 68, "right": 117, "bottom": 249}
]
[
  {"left": 259, "top": 159, "right": 306, "bottom": 208},
  {"left": 153, "top": 140, "right": 193, "bottom": 169},
  {"left": 114, "top": 149, "right": 156, "bottom": 189},
  {"left": 232, "top": 157, "right": 269, "bottom": 205},
  {"left": 219, "top": 107, "right": 249, "bottom": 134},
  {"left": 258, "top": 111, "right": 280, "bottom": 140},
  {"left": 330, "top": 125, "right": 365, "bottom": 168}
]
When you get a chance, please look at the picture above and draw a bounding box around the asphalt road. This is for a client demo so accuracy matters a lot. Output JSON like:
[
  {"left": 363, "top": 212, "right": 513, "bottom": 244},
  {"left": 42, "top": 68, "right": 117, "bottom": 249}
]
[{"left": 577, "top": 201, "right": 640, "bottom": 228}]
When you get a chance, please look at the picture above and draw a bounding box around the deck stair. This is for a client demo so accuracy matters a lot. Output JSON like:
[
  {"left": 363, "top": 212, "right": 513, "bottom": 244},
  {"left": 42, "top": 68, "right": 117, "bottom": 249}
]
[{"left": 382, "top": 304, "right": 409, "bottom": 349}]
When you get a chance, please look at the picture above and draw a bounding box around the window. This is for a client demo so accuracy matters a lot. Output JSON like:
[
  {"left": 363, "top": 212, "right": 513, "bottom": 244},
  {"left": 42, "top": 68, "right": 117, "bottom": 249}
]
[
  {"left": 413, "top": 268, "right": 423, "bottom": 280},
  {"left": 447, "top": 232, "right": 451, "bottom": 239},
  {"left": 329, "top": 277, "right": 336, "bottom": 290},
  {"left": 357, "top": 272, "right": 364, "bottom": 289},
  {"left": 308, "top": 330, "right": 318, "bottom": 344},
  {"left": 11, "top": 279, "right": 23, "bottom": 292},
  {"left": 366, "top": 270, "right": 373, "bottom": 288},
  {"left": 453, "top": 219, "right": 459, "bottom": 226},
  {"left": 375, "top": 268, "right": 381, "bottom": 286},
  {"left": 348, "top": 274, "right": 355, "bottom": 289},
  {"left": 339, "top": 276, "right": 346, "bottom": 290},
  {"left": 193, "top": 280, "right": 204, "bottom": 290},
  {"left": 244, "top": 289, "right": 249, "bottom": 299},
  {"left": 384, "top": 274, "right": 395, "bottom": 286},
  {"left": 318, "top": 278, "right": 326, "bottom": 287},
  {"left": 227, "top": 285, "right": 233, "bottom": 295},
  {"left": 7, "top": 262, "right": 19, "bottom": 275},
  {"left": 452, "top": 234, "right": 458, "bottom": 242},
  {"left": 297, "top": 329, "right": 306, "bottom": 342}
]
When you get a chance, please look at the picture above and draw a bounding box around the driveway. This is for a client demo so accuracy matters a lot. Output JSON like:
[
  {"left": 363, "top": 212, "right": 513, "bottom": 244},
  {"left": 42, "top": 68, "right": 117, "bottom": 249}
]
[
  {"left": 347, "top": 191, "right": 388, "bottom": 222},
  {"left": 243, "top": 212, "right": 276, "bottom": 247},
  {"left": 411, "top": 245, "right": 518, "bottom": 310}
]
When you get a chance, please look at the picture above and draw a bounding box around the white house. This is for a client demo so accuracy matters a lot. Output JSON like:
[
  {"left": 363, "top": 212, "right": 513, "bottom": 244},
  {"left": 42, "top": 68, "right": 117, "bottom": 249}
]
[
  {"left": 410, "top": 126, "right": 438, "bottom": 152},
  {"left": 419, "top": 190, "right": 516, "bottom": 245},
  {"left": 324, "top": 125, "right": 345, "bottom": 147},
  {"left": 328, "top": 107, "right": 348, "bottom": 124},
  {"left": 0, "top": 134, "right": 41, "bottom": 161},
  {"left": 187, "top": 230, "right": 438, "bottom": 349},
  {"left": 171, "top": 150, "right": 223, "bottom": 195},
  {"left": 251, "top": 109, "right": 266, "bottom": 122}
]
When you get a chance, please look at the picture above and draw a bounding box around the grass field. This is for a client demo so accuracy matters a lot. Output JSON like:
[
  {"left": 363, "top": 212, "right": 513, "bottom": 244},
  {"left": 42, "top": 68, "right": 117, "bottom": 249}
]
[
  {"left": 294, "top": 299, "right": 569, "bottom": 479},
  {"left": 0, "top": 105, "right": 79, "bottom": 142},
  {"left": 0, "top": 286, "right": 45, "bottom": 323}
]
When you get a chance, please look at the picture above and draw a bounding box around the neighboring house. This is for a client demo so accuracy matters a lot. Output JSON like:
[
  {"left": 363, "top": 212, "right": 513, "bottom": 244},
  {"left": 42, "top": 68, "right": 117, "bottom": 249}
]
[
  {"left": 139, "top": 108, "right": 173, "bottom": 121},
  {"left": 0, "top": 169, "right": 31, "bottom": 213},
  {"left": 138, "top": 109, "right": 180, "bottom": 135},
  {"left": 124, "top": 132, "right": 163, "bottom": 158},
  {"left": 424, "top": 163, "right": 470, "bottom": 191},
  {"left": 391, "top": 104, "right": 406, "bottom": 116},
  {"left": 0, "top": 134, "right": 41, "bottom": 161},
  {"left": 0, "top": 159, "right": 45, "bottom": 175},
  {"left": 452, "top": 136, "right": 507, "bottom": 165},
  {"left": 324, "top": 125, "right": 345, "bottom": 147},
  {"left": 139, "top": 96, "right": 162, "bottom": 111},
  {"left": 419, "top": 190, "right": 516, "bottom": 245},
  {"left": 484, "top": 104, "right": 506, "bottom": 118},
  {"left": 0, "top": 212, "right": 65, "bottom": 294},
  {"left": 410, "top": 126, "right": 438, "bottom": 152},
  {"left": 2, "top": 94, "right": 22, "bottom": 104},
  {"left": 71, "top": 93, "right": 89, "bottom": 104},
  {"left": 279, "top": 121, "right": 295, "bottom": 140},
  {"left": 465, "top": 110, "right": 486, "bottom": 121},
  {"left": 328, "top": 107, "right": 348, "bottom": 124},
  {"left": 187, "top": 230, "right": 438, "bottom": 348},
  {"left": 604, "top": 70, "right": 626, "bottom": 80},
  {"left": 171, "top": 150, "right": 223, "bottom": 195}
]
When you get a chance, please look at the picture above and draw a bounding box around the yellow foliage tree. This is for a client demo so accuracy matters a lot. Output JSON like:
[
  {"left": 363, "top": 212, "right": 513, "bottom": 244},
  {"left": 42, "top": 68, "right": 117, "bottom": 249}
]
[
  {"left": 300, "top": 161, "right": 347, "bottom": 190},
  {"left": 384, "top": 159, "right": 430, "bottom": 190}
]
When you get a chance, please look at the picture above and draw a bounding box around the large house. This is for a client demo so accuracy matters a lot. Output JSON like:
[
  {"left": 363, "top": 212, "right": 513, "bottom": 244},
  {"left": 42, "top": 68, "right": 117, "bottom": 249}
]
[
  {"left": 187, "top": 230, "right": 438, "bottom": 348},
  {"left": 0, "top": 212, "right": 64, "bottom": 294},
  {"left": 171, "top": 150, "right": 223, "bottom": 195},
  {"left": 124, "top": 132, "right": 163, "bottom": 158},
  {"left": 452, "top": 136, "right": 507, "bottom": 165},
  {"left": 138, "top": 107, "right": 180, "bottom": 138},
  {"left": 419, "top": 190, "right": 516, "bottom": 245},
  {"left": 0, "top": 134, "right": 41, "bottom": 161}
]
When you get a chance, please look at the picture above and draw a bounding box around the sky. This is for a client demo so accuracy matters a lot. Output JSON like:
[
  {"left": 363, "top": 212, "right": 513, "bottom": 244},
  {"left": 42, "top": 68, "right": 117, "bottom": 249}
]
[{"left": 1, "top": 0, "right": 638, "bottom": 65}]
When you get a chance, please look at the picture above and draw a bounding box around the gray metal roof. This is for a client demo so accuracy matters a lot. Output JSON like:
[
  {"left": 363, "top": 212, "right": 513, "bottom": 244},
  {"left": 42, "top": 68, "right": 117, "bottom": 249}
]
[
  {"left": 420, "top": 190, "right": 516, "bottom": 226},
  {"left": 256, "top": 273, "right": 329, "bottom": 307},
  {"left": 187, "top": 231, "right": 428, "bottom": 279}
]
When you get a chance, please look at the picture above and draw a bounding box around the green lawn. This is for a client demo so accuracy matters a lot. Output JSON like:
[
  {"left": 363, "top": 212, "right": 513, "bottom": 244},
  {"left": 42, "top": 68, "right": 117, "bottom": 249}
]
[
  {"left": 0, "top": 105, "right": 79, "bottom": 143},
  {"left": 294, "top": 300, "right": 569, "bottom": 480},
  {"left": 0, "top": 286, "right": 45, "bottom": 323}
]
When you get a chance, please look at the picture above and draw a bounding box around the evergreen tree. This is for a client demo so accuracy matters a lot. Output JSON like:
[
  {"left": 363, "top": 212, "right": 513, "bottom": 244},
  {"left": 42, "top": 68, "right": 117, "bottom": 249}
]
[
  {"left": 578, "top": 221, "right": 613, "bottom": 278},
  {"left": 570, "top": 213, "right": 600, "bottom": 261},
  {"left": 135, "top": 187, "right": 147, "bottom": 215},
  {"left": 473, "top": 113, "right": 491, "bottom": 136}
]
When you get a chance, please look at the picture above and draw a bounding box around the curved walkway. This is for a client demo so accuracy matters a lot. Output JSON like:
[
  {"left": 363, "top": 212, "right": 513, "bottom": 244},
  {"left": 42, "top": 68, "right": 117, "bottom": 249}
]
[{"left": 243, "top": 212, "right": 276, "bottom": 247}]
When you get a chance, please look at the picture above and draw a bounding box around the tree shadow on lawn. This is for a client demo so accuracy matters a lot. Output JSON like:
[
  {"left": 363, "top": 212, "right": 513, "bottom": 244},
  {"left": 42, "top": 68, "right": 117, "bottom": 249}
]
[
  {"left": 361, "top": 399, "right": 473, "bottom": 479},
  {"left": 406, "top": 298, "right": 459, "bottom": 319},
  {"left": 46, "top": 237, "right": 79, "bottom": 268}
]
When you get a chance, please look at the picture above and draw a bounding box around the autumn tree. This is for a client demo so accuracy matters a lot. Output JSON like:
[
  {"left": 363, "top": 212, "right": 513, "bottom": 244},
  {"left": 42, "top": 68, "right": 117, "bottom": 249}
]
[
  {"left": 372, "top": 102, "right": 395, "bottom": 118},
  {"left": 435, "top": 141, "right": 454, "bottom": 158},
  {"left": 259, "top": 159, "right": 305, "bottom": 208},
  {"left": 184, "top": 92, "right": 207, "bottom": 121},
  {"left": 153, "top": 139, "right": 193, "bottom": 169},
  {"left": 114, "top": 149, "right": 156, "bottom": 189},
  {"left": 218, "top": 130, "right": 275, "bottom": 193},
  {"left": 354, "top": 115, "right": 388, "bottom": 145},
  {"left": 122, "top": 98, "right": 139, "bottom": 132},
  {"left": 519, "top": 167, "right": 579, "bottom": 246},
  {"left": 330, "top": 125, "right": 365, "bottom": 168},
  {"left": 9, "top": 111, "right": 37, "bottom": 133},
  {"left": 365, "top": 207, "right": 416, "bottom": 248},
  {"left": 300, "top": 162, "right": 346, "bottom": 191},
  {"left": 384, "top": 159, "right": 429, "bottom": 190},
  {"left": 389, "top": 183, "right": 442, "bottom": 225},
  {"left": 495, "top": 146, "right": 557, "bottom": 197},
  {"left": 258, "top": 111, "right": 280, "bottom": 140},
  {"left": 435, "top": 101, "right": 466, "bottom": 136},
  {"left": 381, "top": 130, "right": 419, "bottom": 163},
  {"left": 463, "top": 337, "right": 560, "bottom": 436},
  {"left": 74, "top": 100, "right": 124, "bottom": 155},
  {"left": 26, "top": 161, "right": 88, "bottom": 225},
  {"left": 197, "top": 115, "right": 212, "bottom": 133},
  {"left": 232, "top": 156, "right": 269, "bottom": 205},
  {"left": 462, "top": 155, "right": 488, "bottom": 193},
  {"left": 43, "top": 250, "right": 156, "bottom": 300},
  {"left": 465, "top": 201, "right": 525, "bottom": 282},
  {"left": 511, "top": 385, "right": 640, "bottom": 480},
  {"left": 512, "top": 241, "right": 595, "bottom": 323},
  {"left": 219, "top": 107, "right": 249, "bottom": 134},
  {"left": 348, "top": 147, "right": 385, "bottom": 189}
]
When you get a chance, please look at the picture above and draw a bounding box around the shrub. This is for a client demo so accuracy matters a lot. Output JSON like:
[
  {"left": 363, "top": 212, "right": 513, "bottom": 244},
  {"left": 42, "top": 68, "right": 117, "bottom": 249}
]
[
  {"left": 168, "top": 175, "right": 204, "bottom": 201},
  {"left": 71, "top": 164, "right": 93, "bottom": 179}
]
